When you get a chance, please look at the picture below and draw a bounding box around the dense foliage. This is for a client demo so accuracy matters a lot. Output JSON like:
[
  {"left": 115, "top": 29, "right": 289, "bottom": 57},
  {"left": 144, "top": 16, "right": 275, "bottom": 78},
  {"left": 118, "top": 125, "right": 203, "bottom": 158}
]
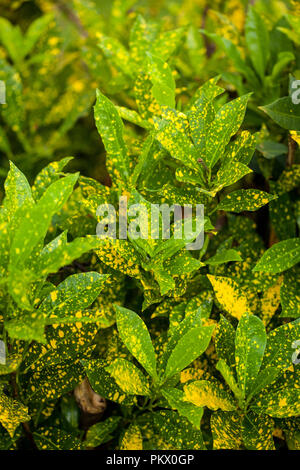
[{"left": 0, "top": 0, "right": 299, "bottom": 451}]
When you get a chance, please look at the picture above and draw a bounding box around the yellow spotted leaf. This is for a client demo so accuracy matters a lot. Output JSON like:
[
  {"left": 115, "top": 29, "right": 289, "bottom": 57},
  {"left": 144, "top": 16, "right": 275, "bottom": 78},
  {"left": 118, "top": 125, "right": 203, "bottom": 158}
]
[
  {"left": 211, "top": 411, "right": 242, "bottom": 450},
  {"left": 94, "top": 89, "right": 129, "bottom": 185},
  {"left": 242, "top": 412, "right": 275, "bottom": 450},
  {"left": 120, "top": 424, "right": 143, "bottom": 450},
  {"left": 217, "top": 189, "right": 276, "bottom": 212},
  {"left": 184, "top": 380, "right": 236, "bottom": 411},
  {"left": 0, "top": 392, "right": 30, "bottom": 437},
  {"left": 261, "top": 276, "right": 283, "bottom": 325},
  {"left": 106, "top": 358, "right": 150, "bottom": 396},
  {"left": 235, "top": 314, "right": 267, "bottom": 398},
  {"left": 208, "top": 274, "right": 252, "bottom": 319}
]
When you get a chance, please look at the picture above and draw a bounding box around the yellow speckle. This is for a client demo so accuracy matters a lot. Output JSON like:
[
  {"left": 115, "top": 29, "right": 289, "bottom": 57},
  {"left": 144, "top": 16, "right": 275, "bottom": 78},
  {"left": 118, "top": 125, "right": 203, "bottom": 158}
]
[{"left": 50, "top": 291, "right": 57, "bottom": 302}]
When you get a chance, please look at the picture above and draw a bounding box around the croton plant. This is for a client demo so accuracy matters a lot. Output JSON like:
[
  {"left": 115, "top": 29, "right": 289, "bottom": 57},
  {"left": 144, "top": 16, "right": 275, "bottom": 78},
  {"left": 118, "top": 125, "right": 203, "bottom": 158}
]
[{"left": 0, "top": 0, "right": 299, "bottom": 452}]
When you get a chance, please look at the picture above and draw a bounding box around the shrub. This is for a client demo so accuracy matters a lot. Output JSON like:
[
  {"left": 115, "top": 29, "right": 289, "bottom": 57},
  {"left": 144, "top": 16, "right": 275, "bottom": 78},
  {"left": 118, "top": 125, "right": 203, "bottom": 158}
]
[{"left": 0, "top": 0, "right": 299, "bottom": 451}]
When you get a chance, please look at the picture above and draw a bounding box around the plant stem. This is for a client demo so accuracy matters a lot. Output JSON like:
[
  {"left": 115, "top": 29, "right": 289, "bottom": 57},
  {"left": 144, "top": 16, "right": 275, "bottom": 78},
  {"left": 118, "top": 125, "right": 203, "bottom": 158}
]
[{"left": 199, "top": 234, "right": 209, "bottom": 260}]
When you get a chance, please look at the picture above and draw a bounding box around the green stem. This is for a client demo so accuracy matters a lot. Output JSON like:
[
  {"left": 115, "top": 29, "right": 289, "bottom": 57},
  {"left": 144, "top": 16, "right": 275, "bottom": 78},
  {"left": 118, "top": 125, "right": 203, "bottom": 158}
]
[
  {"left": 199, "top": 234, "right": 209, "bottom": 260},
  {"left": 207, "top": 167, "right": 212, "bottom": 184}
]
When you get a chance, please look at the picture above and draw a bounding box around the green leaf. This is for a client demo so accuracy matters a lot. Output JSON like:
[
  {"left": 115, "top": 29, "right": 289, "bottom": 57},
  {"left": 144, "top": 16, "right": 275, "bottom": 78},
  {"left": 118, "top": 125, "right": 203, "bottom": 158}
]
[
  {"left": 165, "top": 325, "right": 214, "bottom": 379},
  {"left": 0, "top": 126, "right": 12, "bottom": 157},
  {"left": 23, "top": 322, "right": 99, "bottom": 373},
  {"left": 129, "top": 134, "right": 154, "bottom": 187},
  {"left": 23, "top": 13, "right": 53, "bottom": 58},
  {"left": 116, "top": 106, "right": 150, "bottom": 129},
  {"left": 280, "top": 267, "right": 300, "bottom": 318},
  {"left": 281, "top": 417, "right": 300, "bottom": 450},
  {"left": 161, "top": 388, "right": 203, "bottom": 429},
  {"left": 278, "top": 14, "right": 300, "bottom": 45},
  {"left": 32, "top": 157, "right": 73, "bottom": 200},
  {"left": 175, "top": 166, "right": 204, "bottom": 186},
  {"left": 208, "top": 275, "right": 252, "bottom": 319},
  {"left": 269, "top": 193, "right": 296, "bottom": 240},
  {"left": 205, "top": 249, "right": 242, "bottom": 265},
  {"left": 37, "top": 272, "right": 108, "bottom": 325},
  {"left": 165, "top": 302, "right": 186, "bottom": 332},
  {"left": 261, "top": 96, "right": 300, "bottom": 130},
  {"left": 155, "top": 109, "right": 198, "bottom": 171},
  {"left": 184, "top": 380, "right": 236, "bottom": 411},
  {"left": 201, "top": 32, "right": 259, "bottom": 87},
  {"left": 115, "top": 306, "right": 157, "bottom": 378},
  {"left": 27, "top": 359, "right": 85, "bottom": 404},
  {"left": 211, "top": 160, "right": 252, "bottom": 194},
  {"left": 275, "top": 164, "right": 300, "bottom": 195},
  {"left": 225, "top": 131, "right": 257, "bottom": 165},
  {"left": 0, "top": 353, "right": 22, "bottom": 375},
  {"left": 185, "top": 292, "right": 213, "bottom": 320},
  {"left": 246, "top": 366, "right": 279, "bottom": 402},
  {"left": 260, "top": 319, "right": 300, "bottom": 373},
  {"left": 260, "top": 277, "right": 283, "bottom": 327},
  {"left": 271, "top": 51, "right": 295, "bottom": 81},
  {"left": 216, "top": 359, "right": 243, "bottom": 402},
  {"left": 188, "top": 75, "right": 223, "bottom": 106},
  {"left": 215, "top": 315, "right": 236, "bottom": 367},
  {"left": 84, "top": 359, "right": 135, "bottom": 406},
  {"left": 152, "top": 410, "right": 205, "bottom": 449},
  {"left": 257, "top": 140, "right": 287, "bottom": 160},
  {"left": 153, "top": 224, "right": 203, "bottom": 260},
  {"left": 34, "top": 427, "right": 83, "bottom": 450},
  {"left": 251, "top": 385, "right": 300, "bottom": 418},
  {"left": 163, "top": 250, "right": 204, "bottom": 275},
  {"left": 0, "top": 426, "right": 20, "bottom": 450},
  {"left": 0, "top": 391, "right": 30, "bottom": 437},
  {"left": 10, "top": 235, "right": 103, "bottom": 308},
  {"left": 3, "top": 161, "right": 32, "bottom": 218},
  {"left": 205, "top": 94, "right": 251, "bottom": 168},
  {"left": 106, "top": 358, "right": 150, "bottom": 396},
  {"left": 9, "top": 173, "right": 78, "bottom": 272},
  {"left": 129, "top": 15, "right": 157, "bottom": 68},
  {"left": 147, "top": 53, "right": 175, "bottom": 108},
  {"left": 5, "top": 313, "right": 46, "bottom": 344},
  {"left": 211, "top": 411, "right": 242, "bottom": 450},
  {"left": 159, "top": 308, "right": 202, "bottom": 371},
  {"left": 120, "top": 424, "right": 143, "bottom": 450},
  {"left": 94, "top": 89, "right": 129, "bottom": 184},
  {"left": 151, "top": 27, "right": 185, "bottom": 62},
  {"left": 32, "top": 235, "right": 102, "bottom": 279},
  {"left": 0, "top": 59, "right": 24, "bottom": 133},
  {"left": 245, "top": 6, "right": 270, "bottom": 81},
  {"left": 242, "top": 412, "right": 275, "bottom": 450},
  {"left": 0, "top": 18, "right": 23, "bottom": 64},
  {"left": 95, "top": 239, "right": 142, "bottom": 278},
  {"left": 235, "top": 314, "right": 267, "bottom": 398},
  {"left": 85, "top": 417, "right": 121, "bottom": 448},
  {"left": 187, "top": 77, "right": 224, "bottom": 153},
  {"left": 152, "top": 268, "right": 175, "bottom": 296},
  {"left": 253, "top": 238, "right": 300, "bottom": 274},
  {"left": 134, "top": 72, "right": 156, "bottom": 121},
  {"left": 159, "top": 183, "right": 207, "bottom": 206},
  {"left": 217, "top": 190, "right": 276, "bottom": 212},
  {"left": 98, "top": 34, "right": 132, "bottom": 77}
]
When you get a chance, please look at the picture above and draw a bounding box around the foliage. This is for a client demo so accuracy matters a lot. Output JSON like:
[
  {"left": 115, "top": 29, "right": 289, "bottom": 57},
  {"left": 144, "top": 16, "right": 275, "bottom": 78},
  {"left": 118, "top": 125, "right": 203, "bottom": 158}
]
[{"left": 0, "top": 0, "right": 299, "bottom": 452}]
